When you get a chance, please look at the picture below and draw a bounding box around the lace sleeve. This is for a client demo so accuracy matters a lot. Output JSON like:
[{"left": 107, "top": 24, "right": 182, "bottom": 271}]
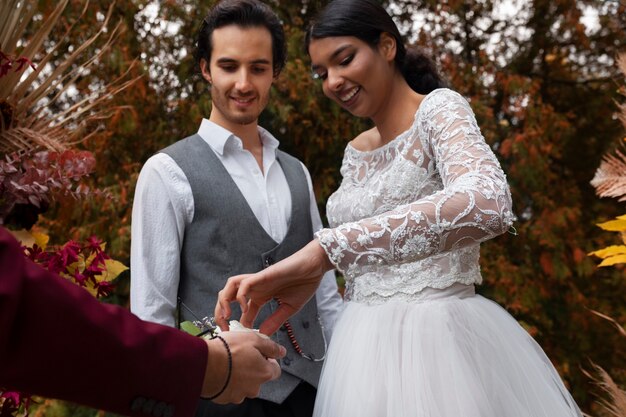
[{"left": 315, "top": 90, "right": 516, "bottom": 277}]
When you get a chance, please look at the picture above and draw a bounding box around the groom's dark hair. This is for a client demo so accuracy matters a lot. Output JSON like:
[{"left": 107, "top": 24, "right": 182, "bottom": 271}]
[{"left": 196, "top": 0, "right": 286, "bottom": 77}]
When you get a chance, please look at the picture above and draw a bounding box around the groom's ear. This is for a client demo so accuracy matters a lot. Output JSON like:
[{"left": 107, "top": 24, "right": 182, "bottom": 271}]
[{"left": 200, "top": 59, "right": 212, "bottom": 84}]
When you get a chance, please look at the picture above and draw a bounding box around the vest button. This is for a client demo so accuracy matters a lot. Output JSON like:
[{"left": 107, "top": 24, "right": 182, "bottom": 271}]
[
  {"left": 302, "top": 321, "right": 310, "bottom": 329},
  {"left": 280, "top": 325, "right": 287, "bottom": 332},
  {"left": 264, "top": 257, "right": 274, "bottom": 268},
  {"left": 283, "top": 357, "right": 291, "bottom": 366}
]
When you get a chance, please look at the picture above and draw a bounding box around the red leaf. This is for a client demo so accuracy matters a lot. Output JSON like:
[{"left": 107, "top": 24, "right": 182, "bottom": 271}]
[{"left": 540, "top": 252, "right": 554, "bottom": 277}]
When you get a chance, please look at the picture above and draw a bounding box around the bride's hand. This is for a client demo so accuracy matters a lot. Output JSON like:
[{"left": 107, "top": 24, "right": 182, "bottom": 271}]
[{"left": 215, "top": 240, "right": 333, "bottom": 335}]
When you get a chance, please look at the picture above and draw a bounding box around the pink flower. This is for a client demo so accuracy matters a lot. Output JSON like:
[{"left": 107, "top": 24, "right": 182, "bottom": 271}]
[
  {"left": 0, "top": 391, "right": 30, "bottom": 417},
  {"left": 43, "top": 253, "right": 64, "bottom": 275},
  {"left": 85, "top": 235, "right": 103, "bottom": 253},
  {"left": 71, "top": 268, "right": 88, "bottom": 287},
  {"left": 59, "top": 241, "right": 80, "bottom": 266},
  {"left": 95, "top": 281, "right": 115, "bottom": 298},
  {"left": 23, "top": 244, "right": 44, "bottom": 262}
]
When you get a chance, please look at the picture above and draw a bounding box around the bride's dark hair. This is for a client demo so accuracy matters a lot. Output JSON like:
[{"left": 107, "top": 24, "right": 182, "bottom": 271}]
[{"left": 305, "top": 0, "right": 444, "bottom": 95}]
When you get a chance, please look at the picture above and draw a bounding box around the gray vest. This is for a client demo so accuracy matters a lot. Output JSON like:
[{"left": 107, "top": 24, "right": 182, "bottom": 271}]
[{"left": 161, "top": 134, "right": 324, "bottom": 403}]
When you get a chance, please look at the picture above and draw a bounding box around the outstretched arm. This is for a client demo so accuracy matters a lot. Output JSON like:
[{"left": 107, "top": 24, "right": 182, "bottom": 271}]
[
  {"left": 0, "top": 227, "right": 284, "bottom": 416},
  {"left": 315, "top": 89, "right": 515, "bottom": 278},
  {"left": 216, "top": 90, "right": 514, "bottom": 335}
]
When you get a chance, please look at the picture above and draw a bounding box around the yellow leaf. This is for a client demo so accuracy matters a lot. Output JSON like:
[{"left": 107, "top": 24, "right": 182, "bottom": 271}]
[
  {"left": 84, "top": 283, "right": 98, "bottom": 297},
  {"left": 10, "top": 229, "right": 36, "bottom": 247},
  {"left": 81, "top": 256, "right": 127, "bottom": 297},
  {"left": 32, "top": 231, "right": 49, "bottom": 249},
  {"left": 617, "top": 214, "right": 626, "bottom": 221},
  {"left": 68, "top": 256, "right": 87, "bottom": 273},
  {"left": 588, "top": 245, "right": 626, "bottom": 258},
  {"left": 102, "top": 259, "right": 129, "bottom": 281},
  {"left": 598, "top": 254, "right": 626, "bottom": 267},
  {"left": 597, "top": 219, "right": 626, "bottom": 232},
  {"left": 85, "top": 251, "right": 96, "bottom": 264},
  {"left": 8, "top": 229, "right": 49, "bottom": 249}
]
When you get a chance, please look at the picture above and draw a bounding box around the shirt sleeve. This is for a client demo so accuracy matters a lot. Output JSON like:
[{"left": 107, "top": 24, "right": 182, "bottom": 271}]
[
  {"left": 315, "top": 89, "right": 516, "bottom": 278},
  {"left": 301, "top": 162, "right": 344, "bottom": 342},
  {"left": 0, "top": 227, "right": 206, "bottom": 417},
  {"left": 130, "top": 153, "right": 194, "bottom": 327}
]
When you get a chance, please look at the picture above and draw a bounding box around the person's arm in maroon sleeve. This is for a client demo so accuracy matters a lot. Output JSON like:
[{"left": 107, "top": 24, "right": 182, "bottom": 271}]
[{"left": 0, "top": 227, "right": 284, "bottom": 417}]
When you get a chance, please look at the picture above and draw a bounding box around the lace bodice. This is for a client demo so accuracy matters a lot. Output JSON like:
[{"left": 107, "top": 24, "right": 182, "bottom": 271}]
[{"left": 315, "top": 89, "right": 515, "bottom": 304}]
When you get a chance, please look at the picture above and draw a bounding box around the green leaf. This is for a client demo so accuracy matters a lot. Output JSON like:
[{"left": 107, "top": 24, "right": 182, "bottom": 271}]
[{"left": 180, "top": 321, "right": 202, "bottom": 336}]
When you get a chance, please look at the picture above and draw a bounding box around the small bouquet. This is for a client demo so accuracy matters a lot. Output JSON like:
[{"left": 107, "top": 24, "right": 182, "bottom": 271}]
[{"left": 180, "top": 318, "right": 268, "bottom": 339}]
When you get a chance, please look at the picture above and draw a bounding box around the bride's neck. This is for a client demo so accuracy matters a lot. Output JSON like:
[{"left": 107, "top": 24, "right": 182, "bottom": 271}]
[{"left": 372, "top": 76, "right": 424, "bottom": 145}]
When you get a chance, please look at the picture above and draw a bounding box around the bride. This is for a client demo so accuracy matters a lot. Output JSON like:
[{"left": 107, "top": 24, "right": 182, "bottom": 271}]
[{"left": 216, "top": 0, "right": 583, "bottom": 415}]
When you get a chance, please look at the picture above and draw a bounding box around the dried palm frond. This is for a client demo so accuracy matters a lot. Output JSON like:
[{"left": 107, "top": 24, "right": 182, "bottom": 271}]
[
  {"left": 0, "top": 0, "right": 140, "bottom": 154},
  {"left": 590, "top": 148, "right": 626, "bottom": 201}
]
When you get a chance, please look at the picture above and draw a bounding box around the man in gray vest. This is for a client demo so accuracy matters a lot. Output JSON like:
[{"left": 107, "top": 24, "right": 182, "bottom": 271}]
[{"left": 130, "top": 1, "right": 342, "bottom": 417}]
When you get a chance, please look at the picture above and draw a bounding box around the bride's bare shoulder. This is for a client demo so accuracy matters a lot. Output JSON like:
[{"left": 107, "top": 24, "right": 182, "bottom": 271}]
[{"left": 349, "top": 127, "right": 381, "bottom": 152}]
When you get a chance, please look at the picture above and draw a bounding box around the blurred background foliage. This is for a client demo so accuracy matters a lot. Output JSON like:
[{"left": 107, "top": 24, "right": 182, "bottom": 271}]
[{"left": 1, "top": 0, "right": 625, "bottom": 415}]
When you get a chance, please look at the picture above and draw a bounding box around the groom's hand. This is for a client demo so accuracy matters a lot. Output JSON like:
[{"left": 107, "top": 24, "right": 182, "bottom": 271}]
[{"left": 201, "top": 331, "right": 285, "bottom": 403}]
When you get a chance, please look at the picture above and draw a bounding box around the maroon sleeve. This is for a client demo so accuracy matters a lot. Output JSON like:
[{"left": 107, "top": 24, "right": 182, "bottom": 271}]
[{"left": 0, "top": 227, "right": 207, "bottom": 417}]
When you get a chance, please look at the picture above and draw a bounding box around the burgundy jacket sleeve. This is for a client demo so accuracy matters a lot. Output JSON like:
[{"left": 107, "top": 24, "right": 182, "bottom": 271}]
[{"left": 0, "top": 227, "right": 207, "bottom": 417}]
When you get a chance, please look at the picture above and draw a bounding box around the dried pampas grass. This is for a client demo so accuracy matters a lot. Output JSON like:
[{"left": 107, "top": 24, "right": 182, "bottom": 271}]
[{"left": 584, "top": 364, "right": 626, "bottom": 417}]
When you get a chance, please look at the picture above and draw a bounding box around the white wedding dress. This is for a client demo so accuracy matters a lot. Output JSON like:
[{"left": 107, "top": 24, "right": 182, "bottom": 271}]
[{"left": 312, "top": 89, "right": 582, "bottom": 417}]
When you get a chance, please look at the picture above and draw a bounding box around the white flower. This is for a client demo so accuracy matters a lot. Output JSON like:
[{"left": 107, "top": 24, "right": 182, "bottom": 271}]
[
  {"left": 410, "top": 211, "right": 424, "bottom": 223},
  {"left": 373, "top": 216, "right": 390, "bottom": 229},
  {"left": 228, "top": 320, "right": 250, "bottom": 332},
  {"left": 215, "top": 320, "right": 269, "bottom": 340},
  {"left": 357, "top": 233, "right": 372, "bottom": 246},
  {"left": 315, "top": 230, "right": 334, "bottom": 245},
  {"left": 398, "top": 234, "right": 432, "bottom": 258},
  {"left": 330, "top": 245, "right": 345, "bottom": 261}
]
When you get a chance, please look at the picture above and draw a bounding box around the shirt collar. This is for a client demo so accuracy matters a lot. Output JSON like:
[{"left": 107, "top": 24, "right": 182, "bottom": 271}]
[{"left": 197, "top": 119, "right": 280, "bottom": 156}]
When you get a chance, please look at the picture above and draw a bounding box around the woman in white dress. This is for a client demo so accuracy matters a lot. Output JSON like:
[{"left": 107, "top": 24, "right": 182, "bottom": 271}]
[{"left": 216, "top": 0, "right": 583, "bottom": 415}]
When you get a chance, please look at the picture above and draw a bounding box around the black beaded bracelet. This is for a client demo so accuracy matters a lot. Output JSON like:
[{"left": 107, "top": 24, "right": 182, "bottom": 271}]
[{"left": 205, "top": 335, "right": 232, "bottom": 401}]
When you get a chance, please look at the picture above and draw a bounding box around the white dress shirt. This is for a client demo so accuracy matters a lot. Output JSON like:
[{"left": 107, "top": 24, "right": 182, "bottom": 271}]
[{"left": 130, "top": 119, "right": 342, "bottom": 341}]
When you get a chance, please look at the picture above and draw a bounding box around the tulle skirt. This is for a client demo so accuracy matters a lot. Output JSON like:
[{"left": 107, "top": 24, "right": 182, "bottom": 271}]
[{"left": 313, "top": 284, "right": 582, "bottom": 417}]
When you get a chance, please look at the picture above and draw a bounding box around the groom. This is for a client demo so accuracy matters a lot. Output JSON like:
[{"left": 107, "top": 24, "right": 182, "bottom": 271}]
[{"left": 130, "top": 1, "right": 342, "bottom": 416}]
